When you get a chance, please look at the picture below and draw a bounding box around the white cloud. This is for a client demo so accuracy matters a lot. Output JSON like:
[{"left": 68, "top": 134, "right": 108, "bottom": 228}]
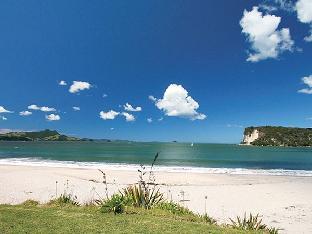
[
  {"left": 158, "top": 117, "right": 163, "bottom": 121},
  {"left": 59, "top": 80, "right": 67, "bottom": 86},
  {"left": 0, "top": 116, "right": 7, "bottom": 121},
  {"left": 28, "top": 104, "right": 56, "bottom": 112},
  {"left": 102, "top": 94, "right": 108, "bottom": 98},
  {"left": 69, "top": 81, "right": 91, "bottom": 93},
  {"left": 0, "top": 106, "right": 13, "bottom": 113},
  {"left": 110, "top": 127, "right": 114, "bottom": 130},
  {"left": 124, "top": 103, "right": 142, "bottom": 112},
  {"left": 28, "top": 104, "right": 40, "bottom": 110},
  {"left": 19, "top": 111, "right": 32, "bottom": 116},
  {"left": 121, "top": 112, "right": 135, "bottom": 122},
  {"left": 100, "top": 110, "right": 119, "bottom": 120},
  {"left": 296, "top": 0, "right": 312, "bottom": 42},
  {"left": 298, "top": 75, "right": 312, "bottom": 94},
  {"left": 40, "top": 106, "right": 56, "bottom": 112},
  {"left": 296, "top": 0, "right": 312, "bottom": 23},
  {"left": 148, "top": 95, "right": 157, "bottom": 102},
  {"left": 240, "top": 7, "right": 294, "bottom": 62},
  {"left": 154, "top": 84, "right": 206, "bottom": 120},
  {"left": 73, "top": 106, "right": 80, "bottom": 111},
  {"left": 147, "top": 118, "right": 153, "bottom": 123},
  {"left": 45, "top": 114, "right": 60, "bottom": 121}
]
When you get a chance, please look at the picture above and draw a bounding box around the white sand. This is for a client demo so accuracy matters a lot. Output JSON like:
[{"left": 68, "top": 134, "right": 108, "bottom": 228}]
[{"left": 0, "top": 165, "right": 311, "bottom": 233}]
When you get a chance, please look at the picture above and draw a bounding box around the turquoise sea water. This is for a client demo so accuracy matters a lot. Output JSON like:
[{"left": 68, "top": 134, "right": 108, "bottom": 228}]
[{"left": 0, "top": 141, "right": 312, "bottom": 175}]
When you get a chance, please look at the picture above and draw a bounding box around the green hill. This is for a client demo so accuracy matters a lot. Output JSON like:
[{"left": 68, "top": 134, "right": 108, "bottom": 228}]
[
  {"left": 0, "top": 129, "right": 81, "bottom": 141},
  {"left": 242, "top": 126, "right": 312, "bottom": 147}
]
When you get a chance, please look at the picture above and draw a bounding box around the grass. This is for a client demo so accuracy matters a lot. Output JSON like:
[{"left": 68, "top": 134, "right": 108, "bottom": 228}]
[{"left": 0, "top": 204, "right": 263, "bottom": 234}]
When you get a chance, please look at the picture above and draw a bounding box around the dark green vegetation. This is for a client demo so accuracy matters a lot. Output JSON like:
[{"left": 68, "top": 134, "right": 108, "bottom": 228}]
[
  {"left": 230, "top": 213, "right": 279, "bottom": 233},
  {"left": 0, "top": 203, "right": 264, "bottom": 234},
  {"left": 243, "top": 126, "right": 312, "bottom": 147},
  {"left": 0, "top": 129, "right": 82, "bottom": 141}
]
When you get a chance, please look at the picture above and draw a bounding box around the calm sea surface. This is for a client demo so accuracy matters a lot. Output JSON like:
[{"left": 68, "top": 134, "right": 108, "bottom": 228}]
[{"left": 1, "top": 141, "right": 312, "bottom": 175}]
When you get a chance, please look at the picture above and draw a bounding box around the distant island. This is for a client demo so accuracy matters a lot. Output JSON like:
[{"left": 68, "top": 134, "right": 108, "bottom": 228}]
[
  {"left": 241, "top": 126, "right": 312, "bottom": 147},
  {"left": 0, "top": 129, "right": 90, "bottom": 141}
]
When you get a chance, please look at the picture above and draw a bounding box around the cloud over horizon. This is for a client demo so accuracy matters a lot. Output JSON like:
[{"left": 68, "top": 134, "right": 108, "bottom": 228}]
[
  {"left": 45, "top": 114, "right": 60, "bottom": 121},
  {"left": 19, "top": 111, "right": 32, "bottom": 116},
  {"left": 28, "top": 104, "right": 56, "bottom": 112},
  {"left": 240, "top": 6, "right": 294, "bottom": 62}
]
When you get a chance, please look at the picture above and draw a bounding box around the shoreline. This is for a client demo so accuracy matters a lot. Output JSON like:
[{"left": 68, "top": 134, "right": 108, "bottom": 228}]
[
  {"left": 1, "top": 158, "right": 312, "bottom": 177},
  {"left": 1, "top": 164, "right": 312, "bottom": 233}
]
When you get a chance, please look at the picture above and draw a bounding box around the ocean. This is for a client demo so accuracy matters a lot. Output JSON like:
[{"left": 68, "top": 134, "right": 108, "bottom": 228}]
[{"left": 1, "top": 141, "right": 312, "bottom": 176}]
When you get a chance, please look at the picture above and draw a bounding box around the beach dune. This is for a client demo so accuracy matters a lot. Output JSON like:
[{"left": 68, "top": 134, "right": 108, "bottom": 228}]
[{"left": 0, "top": 165, "right": 311, "bottom": 233}]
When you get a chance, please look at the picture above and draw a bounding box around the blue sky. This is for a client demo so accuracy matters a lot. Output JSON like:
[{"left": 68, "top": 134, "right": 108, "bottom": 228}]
[{"left": 0, "top": 0, "right": 311, "bottom": 143}]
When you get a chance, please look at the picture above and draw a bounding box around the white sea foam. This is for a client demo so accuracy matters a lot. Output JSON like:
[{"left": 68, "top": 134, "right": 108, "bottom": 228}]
[{"left": 0, "top": 157, "right": 312, "bottom": 177}]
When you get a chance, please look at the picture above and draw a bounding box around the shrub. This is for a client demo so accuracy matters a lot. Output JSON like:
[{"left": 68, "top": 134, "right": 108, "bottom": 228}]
[
  {"left": 48, "top": 193, "right": 80, "bottom": 206},
  {"left": 230, "top": 213, "right": 267, "bottom": 230},
  {"left": 230, "top": 213, "right": 279, "bottom": 233},
  {"left": 122, "top": 184, "right": 163, "bottom": 209},
  {"left": 100, "top": 194, "right": 127, "bottom": 214},
  {"left": 22, "top": 199, "right": 40, "bottom": 206},
  {"left": 155, "top": 201, "right": 193, "bottom": 215},
  {"left": 201, "top": 214, "right": 217, "bottom": 225}
]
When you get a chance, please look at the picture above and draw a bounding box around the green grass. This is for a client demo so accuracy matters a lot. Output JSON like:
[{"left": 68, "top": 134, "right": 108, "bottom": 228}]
[{"left": 0, "top": 204, "right": 262, "bottom": 234}]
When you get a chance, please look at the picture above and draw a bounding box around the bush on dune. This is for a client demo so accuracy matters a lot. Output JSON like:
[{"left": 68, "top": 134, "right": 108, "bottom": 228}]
[
  {"left": 21, "top": 199, "right": 40, "bottom": 206},
  {"left": 230, "top": 213, "right": 279, "bottom": 233},
  {"left": 47, "top": 193, "right": 80, "bottom": 207}
]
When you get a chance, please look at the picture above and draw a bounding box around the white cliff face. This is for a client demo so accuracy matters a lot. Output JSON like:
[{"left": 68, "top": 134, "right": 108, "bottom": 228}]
[{"left": 243, "top": 129, "right": 259, "bottom": 145}]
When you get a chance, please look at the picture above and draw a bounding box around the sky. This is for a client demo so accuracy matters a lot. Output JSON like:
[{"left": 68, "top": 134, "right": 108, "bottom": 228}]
[{"left": 0, "top": 0, "right": 311, "bottom": 143}]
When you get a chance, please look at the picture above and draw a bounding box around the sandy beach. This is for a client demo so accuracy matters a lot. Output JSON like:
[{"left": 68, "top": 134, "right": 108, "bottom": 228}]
[{"left": 0, "top": 165, "right": 311, "bottom": 233}]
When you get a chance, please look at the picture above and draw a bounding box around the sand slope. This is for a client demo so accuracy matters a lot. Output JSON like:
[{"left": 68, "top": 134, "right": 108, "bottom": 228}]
[{"left": 0, "top": 165, "right": 311, "bottom": 233}]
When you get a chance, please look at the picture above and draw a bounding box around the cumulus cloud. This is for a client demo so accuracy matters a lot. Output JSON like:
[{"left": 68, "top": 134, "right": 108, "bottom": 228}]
[
  {"left": 28, "top": 104, "right": 56, "bottom": 112},
  {"left": 59, "top": 80, "right": 67, "bottom": 86},
  {"left": 296, "top": 0, "right": 312, "bottom": 42},
  {"left": 19, "top": 111, "right": 32, "bottom": 116},
  {"left": 0, "top": 106, "right": 13, "bottom": 113},
  {"left": 69, "top": 81, "right": 91, "bottom": 93},
  {"left": 240, "top": 7, "right": 294, "bottom": 62},
  {"left": 298, "top": 75, "right": 312, "bottom": 94},
  {"left": 121, "top": 112, "right": 135, "bottom": 122},
  {"left": 45, "top": 114, "right": 60, "bottom": 121},
  {"left": 0, "top": 116, "right": 7, "bottom": 120},
  {"left": 100, "top": 110, "right": 119, "bottom": 120},
  {"left": 124, "top": 103, "right": 142, "bottom": 112},
  {"left": 147, "top": 118, "right": 153, "bottom": 123},
  {"left": 153, "top": 84, "right": 206, "bottom": 120},
  {"left": 73, "top": 106, "right": 80, "bottom": 111}
]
